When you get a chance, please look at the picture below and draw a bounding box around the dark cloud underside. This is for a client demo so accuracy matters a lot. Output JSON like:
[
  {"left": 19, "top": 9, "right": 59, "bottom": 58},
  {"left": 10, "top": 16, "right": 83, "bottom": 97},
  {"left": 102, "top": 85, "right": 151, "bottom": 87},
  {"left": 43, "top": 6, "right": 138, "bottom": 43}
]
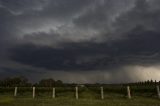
[{"left": 0, "top": 0, "right": 160, "bottom": 83}]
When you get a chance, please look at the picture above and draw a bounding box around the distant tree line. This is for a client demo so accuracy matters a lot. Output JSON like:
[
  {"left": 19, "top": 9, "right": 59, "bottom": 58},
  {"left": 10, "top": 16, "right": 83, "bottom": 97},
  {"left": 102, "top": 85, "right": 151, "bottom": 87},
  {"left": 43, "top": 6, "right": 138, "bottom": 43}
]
[
  {"left": 126, "top": 79, "right": 160, "bottom": 86},
  {"left": 0, "top": 76, "right": 65, "bottom": 87},
  {"left": 0, "top": 76, "right": 160, "bottom": 87}
]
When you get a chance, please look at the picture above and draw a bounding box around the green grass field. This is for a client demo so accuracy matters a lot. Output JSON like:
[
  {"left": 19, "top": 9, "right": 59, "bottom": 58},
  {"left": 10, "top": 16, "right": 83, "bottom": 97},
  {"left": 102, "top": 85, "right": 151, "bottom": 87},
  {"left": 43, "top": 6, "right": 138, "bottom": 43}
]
[
  {"left": 0, "top": 96, "right": 160, "bottom": 106},
  {"left": 0, "top": 86, "right": 160, "bottom": 106}
]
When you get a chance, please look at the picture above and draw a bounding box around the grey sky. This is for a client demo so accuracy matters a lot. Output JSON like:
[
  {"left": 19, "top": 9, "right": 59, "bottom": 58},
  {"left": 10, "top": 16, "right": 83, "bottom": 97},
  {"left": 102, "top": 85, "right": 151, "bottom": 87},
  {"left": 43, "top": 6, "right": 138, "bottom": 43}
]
[{"left": 0, "top": 0, "right": 160, "bottom": 83}]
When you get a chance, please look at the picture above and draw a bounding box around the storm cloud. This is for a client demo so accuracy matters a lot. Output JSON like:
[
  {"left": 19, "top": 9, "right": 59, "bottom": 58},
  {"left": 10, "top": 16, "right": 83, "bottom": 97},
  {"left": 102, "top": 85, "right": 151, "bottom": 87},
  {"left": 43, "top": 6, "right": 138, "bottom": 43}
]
[{"left": 0, "top": 0, "right": 160, "bottom": 83}]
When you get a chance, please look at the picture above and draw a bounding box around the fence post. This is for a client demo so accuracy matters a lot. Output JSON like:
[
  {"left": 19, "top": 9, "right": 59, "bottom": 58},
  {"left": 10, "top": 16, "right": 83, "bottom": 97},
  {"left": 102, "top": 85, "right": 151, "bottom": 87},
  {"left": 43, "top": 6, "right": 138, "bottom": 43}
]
[
  {"left": 52, "top": 87, "right": 55, "bottom": 98},
  {"left": 156, "top": 85, "right": 160, "bottom": 99},
  {"left": 127, "top": 86, "right": 131, "bottom": 99},
  {"left": 100, "top": 86, "right": 104, "bottom": 99},
  {"left": 14, "top": 87, "right": 17, "bottom": 97},
  {"left": 33, "top": 87, "right": 35, "bottom": 99},
  {"left": 75, "top": 86, "right": 78, "bottom": 99}
]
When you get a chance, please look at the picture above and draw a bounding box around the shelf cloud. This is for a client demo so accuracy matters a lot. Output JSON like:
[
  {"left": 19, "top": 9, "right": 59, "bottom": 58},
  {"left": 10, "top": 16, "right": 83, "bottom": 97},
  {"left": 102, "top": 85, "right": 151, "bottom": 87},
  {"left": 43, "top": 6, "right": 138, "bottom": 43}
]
[{"left": 0, "top": 0, "right": 160, "bottom": 83}]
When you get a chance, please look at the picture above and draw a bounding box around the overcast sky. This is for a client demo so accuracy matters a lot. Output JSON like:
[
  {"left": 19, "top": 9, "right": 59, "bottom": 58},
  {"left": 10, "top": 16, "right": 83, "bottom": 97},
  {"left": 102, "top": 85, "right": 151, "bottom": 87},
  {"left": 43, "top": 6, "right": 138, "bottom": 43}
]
[{"left": 0, "top": 0, "right": 160, "bottom": 83}]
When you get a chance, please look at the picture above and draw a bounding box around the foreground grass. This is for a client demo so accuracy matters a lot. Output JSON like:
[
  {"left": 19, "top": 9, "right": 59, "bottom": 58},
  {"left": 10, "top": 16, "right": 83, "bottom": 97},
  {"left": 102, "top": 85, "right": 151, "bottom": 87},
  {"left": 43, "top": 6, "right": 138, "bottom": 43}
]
[
  {"left": 0, "top": 96, "right": 160, "bottom": 106},
  {"left": 0, "top": 86, "right": 160, "bottom": 106}
]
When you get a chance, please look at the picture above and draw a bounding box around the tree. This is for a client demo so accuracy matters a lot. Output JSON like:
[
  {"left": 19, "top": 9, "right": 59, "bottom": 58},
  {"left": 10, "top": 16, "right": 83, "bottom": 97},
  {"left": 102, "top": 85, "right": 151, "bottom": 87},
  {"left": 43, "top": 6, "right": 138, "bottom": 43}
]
[
  {"left": 55, "top": 80, "right": 63, "bottom": 87},
  {"left": 38, "top": 78, "right": 55, "bottom": 87},
  {"left": 0, "top": 76, "right": 30, "bottom": 87}
]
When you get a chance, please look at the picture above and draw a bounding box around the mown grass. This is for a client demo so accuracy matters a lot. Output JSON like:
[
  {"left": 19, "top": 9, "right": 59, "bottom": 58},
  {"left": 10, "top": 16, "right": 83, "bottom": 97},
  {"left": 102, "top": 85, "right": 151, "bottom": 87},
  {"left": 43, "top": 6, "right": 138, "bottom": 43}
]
[
  {"left": 0, "top": 86, "right": 160, "bottom": 106},
  {"left": 0, "top": 96, "right": 160, "bottom": 106}
]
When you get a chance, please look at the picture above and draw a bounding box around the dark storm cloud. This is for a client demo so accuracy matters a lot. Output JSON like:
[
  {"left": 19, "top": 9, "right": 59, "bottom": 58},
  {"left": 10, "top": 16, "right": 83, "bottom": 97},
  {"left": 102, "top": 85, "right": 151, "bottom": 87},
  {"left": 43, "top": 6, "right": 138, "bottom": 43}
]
[
  {"left": 0, "top": 0, "right": 92, "bottom": 57},
  {"left": 42, "top": 0, "right": 92, "bottom": 18},
  {"left": 1, "top": 0, "right": 160, "bottom": 83},
  {"left": 0, "top": 6, "right": 19, "bottom": 59},
  {"left": 113, "top": 0, "right": 160, "bottom": 37},
  {"left": 0, "top": 0, "right": 49, "bottom": 14},
  {"left": 9, "top": 26, "right": 160, "bottom": 71},
  {"left": 73, "top": 0, "right": 134, "bottom": 30}
]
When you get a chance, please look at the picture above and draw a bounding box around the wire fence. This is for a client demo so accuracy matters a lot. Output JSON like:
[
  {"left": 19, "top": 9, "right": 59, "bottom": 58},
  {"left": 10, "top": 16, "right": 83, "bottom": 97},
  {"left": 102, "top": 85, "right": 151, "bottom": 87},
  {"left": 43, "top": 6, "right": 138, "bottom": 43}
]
[{"left": 0, "top": 85, "right": 160, "bottom": 99}]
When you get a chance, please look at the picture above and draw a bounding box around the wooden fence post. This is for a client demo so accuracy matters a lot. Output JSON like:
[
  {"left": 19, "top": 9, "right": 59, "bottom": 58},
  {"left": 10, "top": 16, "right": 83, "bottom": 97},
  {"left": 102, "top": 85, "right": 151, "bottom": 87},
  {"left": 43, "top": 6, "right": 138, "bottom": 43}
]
[
  {"left": 33, "top": 87, "right": 35, "bottom": 99},
  {"left": 100, "top": 86, "right": 104, "bottom": 99},
  {"left": 75, "top": 86, "right": 78, "bottom": 99},
  {"left": 14, "top": 87, "right": 17, "bottom": 97},
  {"left": 127, "top": 86, "right": 131, "bottom": 99},
  {"left": 156, "top": 85, "right": 160, "bottom": 99},
  {"left": 52, "top": 87, "right": 55, "bottom": 98}
]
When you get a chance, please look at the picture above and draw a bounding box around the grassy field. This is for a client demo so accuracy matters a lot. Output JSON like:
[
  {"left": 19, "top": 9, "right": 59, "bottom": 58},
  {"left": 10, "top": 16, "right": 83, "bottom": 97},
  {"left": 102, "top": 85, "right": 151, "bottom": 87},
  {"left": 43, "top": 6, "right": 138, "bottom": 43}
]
[
  {"left": 0, "top": 86, "right": 160, "bottom": 106},
  {"left": 0, "top": 96, "right": 160, "bottom": 106}
]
